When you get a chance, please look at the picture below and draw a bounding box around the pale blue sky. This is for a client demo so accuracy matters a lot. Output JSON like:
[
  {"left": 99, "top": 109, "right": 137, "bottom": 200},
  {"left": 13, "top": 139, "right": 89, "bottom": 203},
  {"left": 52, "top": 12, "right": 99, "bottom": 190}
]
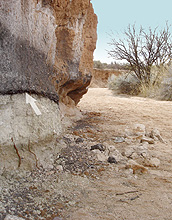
[{"left": 91, "top": 0, "right": 172, "bottom": 63}]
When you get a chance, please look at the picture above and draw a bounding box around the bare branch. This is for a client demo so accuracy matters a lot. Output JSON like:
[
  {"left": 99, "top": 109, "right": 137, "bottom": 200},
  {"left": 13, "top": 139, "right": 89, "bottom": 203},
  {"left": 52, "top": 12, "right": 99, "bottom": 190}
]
[{"left": 108, "top": 23, "right": 172, "bottom": 85}]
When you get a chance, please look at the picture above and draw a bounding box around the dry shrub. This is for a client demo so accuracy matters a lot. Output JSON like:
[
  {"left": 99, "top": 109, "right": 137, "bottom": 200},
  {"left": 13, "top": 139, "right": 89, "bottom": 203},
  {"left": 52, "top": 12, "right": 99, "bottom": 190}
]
[
  {"left": 108, "top": 73, "right": 141, "bottom": 96},
  {"left": 108, "top": 66, "right": 172, "bottom": 100},
  {"left": 158, "top": 67, "right": 172, "bottom": 100}
]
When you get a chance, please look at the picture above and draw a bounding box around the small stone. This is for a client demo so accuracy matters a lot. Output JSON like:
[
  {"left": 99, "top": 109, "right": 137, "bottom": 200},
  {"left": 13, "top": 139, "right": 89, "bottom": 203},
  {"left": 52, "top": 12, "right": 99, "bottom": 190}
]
[
  {"left": 93, "top": 150, "right": 107, "bottom": 162},
  {"left": 75, "top": 137, "right": 84, "bottom": 143},
  {"left": 108, "top": 145, "right": 125, "bottom": 162},
  {"left": 141, "top": 136, "right": 154, "bottom": 144},
  {"left": 108, "top": 156, "right": 117, "bottom": 164},
  {"left": 124, "top": 147, "right": 135, "bottom": 158},
  {"left": 135, "top": 143, "right": 148, "bottom": 157},
  {"left": 56, "top": 165, "right": 63, "bottom": 172},
  {"left": 150, "top": 129, "right": 165, "bottom": 143},
  {"left": 90, "top": 144, "right": 106, "bottom": 152},
  {"left": 113, "top": 136, "right": 125, "bottom": 143},
  {"left": 146, "top": 158, "right": 160, "bottom": 167},
  {"left": 63, "top": 136, "right": 72, "bottom": 144},
  {"left": 4, "top": 215, "right": 25, "bottom": 220},
  {"left": 53, "top": 217, "right": 63, "bottom": 220}
]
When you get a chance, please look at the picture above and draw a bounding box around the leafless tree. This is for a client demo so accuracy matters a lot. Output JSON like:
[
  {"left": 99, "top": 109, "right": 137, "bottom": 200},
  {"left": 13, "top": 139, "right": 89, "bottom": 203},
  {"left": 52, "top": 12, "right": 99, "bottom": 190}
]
[{"left": 108, "top": 24, "right": 172, "bottom": 86}]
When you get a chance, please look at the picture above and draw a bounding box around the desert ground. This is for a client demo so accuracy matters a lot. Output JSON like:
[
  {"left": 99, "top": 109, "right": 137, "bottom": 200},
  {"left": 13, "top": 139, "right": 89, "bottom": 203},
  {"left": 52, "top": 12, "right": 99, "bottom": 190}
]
[
  {"left": 74, "top": 88, "right": 172, "bottom": 220},
  {"left": 1, "top": 88, "right": 172, "bottom": 220}
]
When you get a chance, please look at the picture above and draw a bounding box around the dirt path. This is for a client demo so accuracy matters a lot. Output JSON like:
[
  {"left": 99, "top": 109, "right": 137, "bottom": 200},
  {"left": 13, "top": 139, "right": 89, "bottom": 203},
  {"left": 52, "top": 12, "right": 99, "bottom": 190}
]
[{"left": 73, "top": 88, "right": 172, "bottom": 220}]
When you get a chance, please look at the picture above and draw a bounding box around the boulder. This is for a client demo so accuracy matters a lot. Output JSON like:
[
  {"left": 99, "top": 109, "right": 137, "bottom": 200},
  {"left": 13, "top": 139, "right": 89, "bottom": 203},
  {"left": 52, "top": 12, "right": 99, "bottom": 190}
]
[
  {"left": 0, "top": 0, "right": 97, "bottom": 170},
  {"left": 0, "top": 0, "right": 97, "bottom": 105}
]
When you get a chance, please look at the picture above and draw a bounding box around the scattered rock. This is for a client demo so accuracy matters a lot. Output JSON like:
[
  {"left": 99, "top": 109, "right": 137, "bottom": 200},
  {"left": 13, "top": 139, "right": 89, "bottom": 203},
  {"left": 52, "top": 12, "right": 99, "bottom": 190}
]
[
  {"left": 141, "top": 136, "right": 155, "bottom": 144},
  {"left": 124, "top": 143, "right": 148, "bottom": 159},
  {"left": 63, "top": 136, "right": 72, "bottom": 144},
  {"left": 108, "top": 156, "right": 117, "bottom": 164},
  {"left": 53, "top": 217, "right": 63, "bottom": 220},
  {"left": 113, "top": 136, "right": 125, "bottom": 143},
  {"left": 124, "top": 147, "right": 135, "bottom": 158},
  {"left": 4, "top": 215, "right": 25, "bottom": 220},
  {"left": 126, "top": 160, "right": 148, "bottom": 174},
  {"left": 75, "top": 137, "right": 84, "bottom": 143},
  {"left": 145, "top": 158, "right": 161, "bottom": 167},
  {"left": 135, "top": 143, "right": 149, "bottom": 157},
  {"left": 90, "top": 144, "right": 106, "bottom": 152},
  {"left": 107, "top": 145, "right": 125, "bottom": 162},
  {"left": 92, "top": 150, "right": 108, "bottom": 162},
  {"left": 150, "top": 129, "right": 165, "bottom": 143},
  {"left": 56, "top": 165, "right": 63, "bottom": 172}
]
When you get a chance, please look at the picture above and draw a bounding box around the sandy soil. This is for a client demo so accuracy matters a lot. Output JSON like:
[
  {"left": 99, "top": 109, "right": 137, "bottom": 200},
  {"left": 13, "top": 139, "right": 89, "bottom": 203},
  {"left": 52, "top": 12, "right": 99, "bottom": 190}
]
[
  {"left": 74, "top": 88, "right": 172, "bottom": 220},
  {"left": 1, "top": 88, "right": 172, "bottom": 220}
]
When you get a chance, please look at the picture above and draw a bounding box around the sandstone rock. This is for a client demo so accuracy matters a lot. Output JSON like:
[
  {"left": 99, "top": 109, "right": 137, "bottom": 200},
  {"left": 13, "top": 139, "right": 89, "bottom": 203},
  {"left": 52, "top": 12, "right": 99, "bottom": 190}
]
[
  {"left": 0, "top": 0, "right": 97, "bottom": 105},
  {"left": 0, "top": 0, "right": 97, "bottom": 170},
  {"left": 90, "top": 69, "right": 123, "bottom": 88},
  {"left": 4, "top": 215, "right": 25, "bottom": 220},
  {"left": 0, "top": 94, "right": 61, "bottom": 146}
]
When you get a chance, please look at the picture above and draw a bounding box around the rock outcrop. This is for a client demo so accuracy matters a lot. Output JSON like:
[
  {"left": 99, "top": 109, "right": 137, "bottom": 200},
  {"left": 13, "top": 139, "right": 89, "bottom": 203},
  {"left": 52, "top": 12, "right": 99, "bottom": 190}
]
[
  {"left": 0, "top": 0, "right": 97, "bottom": 105},
  {"left": 0, "top": 0, "right": 97, "bottom": 167},
  {"left": 90, "top": 68, "right": 124, "bottom": 88}
]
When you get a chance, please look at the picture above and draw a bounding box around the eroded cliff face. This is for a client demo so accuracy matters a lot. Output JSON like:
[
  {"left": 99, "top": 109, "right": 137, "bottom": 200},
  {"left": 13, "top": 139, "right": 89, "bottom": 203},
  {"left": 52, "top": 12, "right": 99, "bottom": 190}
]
[
  {"left": 0, "top": 0, "right": 97, "bottom": 167},
  {"left": 0, "top": 0, "right": 97, "bottom": 105}
]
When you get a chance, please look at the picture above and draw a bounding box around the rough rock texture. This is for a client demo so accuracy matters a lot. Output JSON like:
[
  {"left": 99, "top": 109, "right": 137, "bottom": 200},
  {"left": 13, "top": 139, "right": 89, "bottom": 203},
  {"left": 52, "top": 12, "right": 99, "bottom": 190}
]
[
  {"left": 0, "top": 93, "right": 61, "bottom": 147},
  {"left": 0, "top": 0, "right": 97, "bottom": 105},
  {"left": 0, "top": 0, "right": 97, "bottom": 164},
  {"left": 0, "top": 93, "right": 64, "bottom": 170},
  {"left": 90, "top": 68, "right": 123, "bottom": 88}
]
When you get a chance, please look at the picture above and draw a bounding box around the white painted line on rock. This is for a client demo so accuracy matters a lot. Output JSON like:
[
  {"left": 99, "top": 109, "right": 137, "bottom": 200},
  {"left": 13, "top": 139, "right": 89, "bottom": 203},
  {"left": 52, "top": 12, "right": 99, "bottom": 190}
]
[{"left": 26, "top": 93, "right": 41, "bottom": 115}]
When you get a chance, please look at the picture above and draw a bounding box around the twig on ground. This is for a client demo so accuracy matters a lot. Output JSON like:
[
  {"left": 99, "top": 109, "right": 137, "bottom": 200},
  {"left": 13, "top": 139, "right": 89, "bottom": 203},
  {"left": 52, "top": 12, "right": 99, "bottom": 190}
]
[
  {"left": 116, "top": 190, "right": 139, "bottom": 196},
  {"left": 130, "top": 195, "right": 140, "bottom": 201}
]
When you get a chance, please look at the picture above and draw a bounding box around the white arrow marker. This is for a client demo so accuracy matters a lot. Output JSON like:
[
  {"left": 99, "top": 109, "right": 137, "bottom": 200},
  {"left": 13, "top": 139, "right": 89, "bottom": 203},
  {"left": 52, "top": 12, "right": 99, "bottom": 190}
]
[{"left": 26, "top": 93, "right": 42, "bottom": 115}]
